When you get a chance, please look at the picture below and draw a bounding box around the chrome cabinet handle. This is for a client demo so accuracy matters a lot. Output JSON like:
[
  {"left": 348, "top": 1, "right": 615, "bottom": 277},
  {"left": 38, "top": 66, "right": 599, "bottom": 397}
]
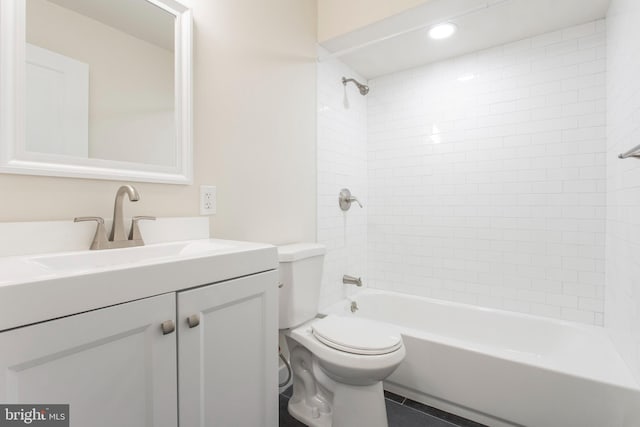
[
  {"left": 161, "top": 320, "right": 175, "bottom": 335},
  {"left": 187, "top": 314, "right": 200, "bottom": 328}
]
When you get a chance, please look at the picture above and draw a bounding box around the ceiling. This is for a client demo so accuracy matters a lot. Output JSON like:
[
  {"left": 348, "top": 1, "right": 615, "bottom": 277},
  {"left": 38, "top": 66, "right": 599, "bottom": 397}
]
[
  {"left": 319, "top": 0, "right": 612, "bottom": 79},
  {"left": 48, "top": 0, "right": 175, "bottom": 51}
]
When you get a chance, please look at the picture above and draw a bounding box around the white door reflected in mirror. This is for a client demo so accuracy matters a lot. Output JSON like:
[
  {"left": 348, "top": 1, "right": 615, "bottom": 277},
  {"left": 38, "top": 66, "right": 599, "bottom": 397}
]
[
  {"left": 26, "top": 43, "right": 89, "bottom": 158},
  {"left": 0, "top": 0, "right": 192, "bottom": 184}
]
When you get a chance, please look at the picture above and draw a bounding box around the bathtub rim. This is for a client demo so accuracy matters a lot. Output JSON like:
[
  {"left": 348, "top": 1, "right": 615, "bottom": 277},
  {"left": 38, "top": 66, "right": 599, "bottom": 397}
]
[{"left": 320, "top": 288, "right": 640, "bottom": 392}]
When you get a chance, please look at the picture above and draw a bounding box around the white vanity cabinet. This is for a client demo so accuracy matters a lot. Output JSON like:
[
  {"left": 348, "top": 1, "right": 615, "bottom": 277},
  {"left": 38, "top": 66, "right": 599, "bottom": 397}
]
[
  {"left": 0, "top": 270, "right": 279, "bottom": 427},
  {"left": 178, "top": 270, "right": 279, "bottom": 427},
  {"left": 0, "top": 293, "right": 178, "bottom": 427}
]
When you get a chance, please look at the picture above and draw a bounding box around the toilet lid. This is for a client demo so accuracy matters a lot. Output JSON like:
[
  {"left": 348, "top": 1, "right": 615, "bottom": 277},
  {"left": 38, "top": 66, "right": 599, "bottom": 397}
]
[{"left": 311, "top": 315, "right": 403, "bottom": 355}]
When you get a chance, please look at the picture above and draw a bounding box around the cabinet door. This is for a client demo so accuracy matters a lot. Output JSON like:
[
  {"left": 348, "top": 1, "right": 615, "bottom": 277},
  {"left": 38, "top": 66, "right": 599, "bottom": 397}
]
[
  {"left": 178, "top": 270, "right": 278, "bottom": 427},
  {"left": 0, "top": 293, "right": 177, "bottom": 427}
]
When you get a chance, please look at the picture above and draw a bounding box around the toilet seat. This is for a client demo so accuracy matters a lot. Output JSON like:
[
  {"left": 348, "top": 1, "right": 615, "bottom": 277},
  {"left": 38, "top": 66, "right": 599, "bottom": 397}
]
[
  {"left": 288, "top": 317, "right": 406, "bottom": 385},
  {"left": 311, "top": 315, "right": 402, "bottom": 355}
]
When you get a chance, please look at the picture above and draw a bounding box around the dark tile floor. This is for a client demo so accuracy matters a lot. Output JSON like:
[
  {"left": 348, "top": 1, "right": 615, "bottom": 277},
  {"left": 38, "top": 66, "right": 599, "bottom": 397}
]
[{"left": 279, "top": 387, "right": 487, "bottom": 427}]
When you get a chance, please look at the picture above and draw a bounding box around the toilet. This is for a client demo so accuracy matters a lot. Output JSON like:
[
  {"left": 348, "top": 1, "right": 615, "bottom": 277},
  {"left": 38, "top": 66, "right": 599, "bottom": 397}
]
[{"left": 278, "top": 243, "right": 406, "bottom": 427}]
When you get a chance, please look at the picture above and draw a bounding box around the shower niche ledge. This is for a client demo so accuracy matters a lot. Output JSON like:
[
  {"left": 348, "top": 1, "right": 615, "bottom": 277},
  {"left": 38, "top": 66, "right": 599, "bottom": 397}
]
[{"left": 0, "top": 217, "right": 279, "bottom": 427}]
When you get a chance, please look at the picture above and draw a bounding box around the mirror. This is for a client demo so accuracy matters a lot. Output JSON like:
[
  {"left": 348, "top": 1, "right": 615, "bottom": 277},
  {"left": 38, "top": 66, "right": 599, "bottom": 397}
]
[{"left": 0, "top": 0, "right": 192, "bottom": 184}]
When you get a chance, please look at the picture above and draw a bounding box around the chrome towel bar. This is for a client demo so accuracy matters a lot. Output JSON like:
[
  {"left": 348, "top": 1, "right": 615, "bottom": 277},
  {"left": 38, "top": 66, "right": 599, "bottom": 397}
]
[{"left": 619, "top": 143, "right": 640, "bottom": 159}]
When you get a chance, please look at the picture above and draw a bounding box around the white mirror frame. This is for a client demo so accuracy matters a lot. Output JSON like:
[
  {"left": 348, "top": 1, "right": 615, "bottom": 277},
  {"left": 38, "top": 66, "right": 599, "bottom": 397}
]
[{"left": 0, "top": 0, "right": 193, "bottom": 184}]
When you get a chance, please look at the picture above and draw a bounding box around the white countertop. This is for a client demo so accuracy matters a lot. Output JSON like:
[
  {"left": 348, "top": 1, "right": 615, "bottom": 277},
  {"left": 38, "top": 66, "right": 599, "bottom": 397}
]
[{"left": 0, "top": 218, "right": 278, "bottom": 331}]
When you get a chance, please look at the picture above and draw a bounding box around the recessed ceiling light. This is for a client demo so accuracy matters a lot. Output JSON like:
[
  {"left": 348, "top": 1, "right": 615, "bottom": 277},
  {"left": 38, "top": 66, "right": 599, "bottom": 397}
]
[{"left": 429, "top": 23, "right": 457, "bottom": 40}]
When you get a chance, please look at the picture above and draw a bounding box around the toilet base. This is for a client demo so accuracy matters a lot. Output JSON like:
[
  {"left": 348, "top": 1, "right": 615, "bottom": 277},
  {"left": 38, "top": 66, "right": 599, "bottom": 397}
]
[
  {"left": 287, "top": 343, "right": 389, "bottom": 427},
  {"left": 288, "top": 396, "right": 332, "bottom": 427},
  {"left": 288, "top": 381, "right": 388, "bottom": 427},
  {"left": 331, "top": 381, "right": 388, "bottom": 427}
]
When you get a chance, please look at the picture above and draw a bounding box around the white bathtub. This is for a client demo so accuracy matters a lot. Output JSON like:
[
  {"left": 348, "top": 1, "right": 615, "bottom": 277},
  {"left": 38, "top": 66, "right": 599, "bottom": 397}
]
[{"left": 322, "top": 289, "right": 640, "bottom": 427}]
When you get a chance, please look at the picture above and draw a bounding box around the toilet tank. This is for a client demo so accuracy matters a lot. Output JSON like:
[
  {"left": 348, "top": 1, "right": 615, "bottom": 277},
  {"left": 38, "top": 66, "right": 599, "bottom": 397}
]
[{"left": 278, "top": 243, "right": 325, "bottom": 329}]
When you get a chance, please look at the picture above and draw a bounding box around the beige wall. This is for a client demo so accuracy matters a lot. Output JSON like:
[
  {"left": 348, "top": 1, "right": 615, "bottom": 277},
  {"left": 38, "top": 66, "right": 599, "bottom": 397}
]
[
  {"left": 188, "top": 0, "right": 318, "bottom": 244},
  {"left": 317, "top": 0, "right": 432, "bottom": 42},
  {"left": 0, "top": 0, "right": 318, "bottom": 245}
]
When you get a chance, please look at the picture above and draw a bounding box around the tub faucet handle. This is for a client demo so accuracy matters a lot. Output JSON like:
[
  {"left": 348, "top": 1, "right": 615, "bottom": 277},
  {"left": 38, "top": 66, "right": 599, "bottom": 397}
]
[
  {"left": 343, "top": 275, "right": 363, "bottom": 287},
  {"left": 339, "top": 188, "right": 363, "bottom": 211}
]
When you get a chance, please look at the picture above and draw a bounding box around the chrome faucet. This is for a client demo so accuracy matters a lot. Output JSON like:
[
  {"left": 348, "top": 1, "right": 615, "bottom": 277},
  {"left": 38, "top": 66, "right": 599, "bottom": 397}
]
[
  {"left": 110, "top": 185, "right": 140, "bottom": 242},
  {"left": 343, "top": 275, "right": 363, "bottom": 287},
  {"left": 75, "top": 185, "right": 155, "bottom": 250}
]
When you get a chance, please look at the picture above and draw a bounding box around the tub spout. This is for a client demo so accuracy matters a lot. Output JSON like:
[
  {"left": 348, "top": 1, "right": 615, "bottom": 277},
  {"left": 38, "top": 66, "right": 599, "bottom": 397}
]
[{"left": 343, "top": 275, "right": 363, "bottom": 287}]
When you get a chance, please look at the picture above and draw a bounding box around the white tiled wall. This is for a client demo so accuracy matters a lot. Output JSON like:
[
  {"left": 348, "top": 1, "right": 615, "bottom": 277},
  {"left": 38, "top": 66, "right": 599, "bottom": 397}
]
[
  {"left": 366, "top": 21, "right": 607, "bottom": 325},
  {"left": 317, "top": 51, "right": 368, "bottom": 309},
  {"left": 605, "top": 0, "right": 640, "bottom": 383}
]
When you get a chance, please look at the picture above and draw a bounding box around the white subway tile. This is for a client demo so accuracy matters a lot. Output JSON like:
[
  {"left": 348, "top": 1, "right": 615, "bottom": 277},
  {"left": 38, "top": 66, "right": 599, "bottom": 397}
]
[
  {"left": 532, "top": 30, "right": 563, "bottom": 48},
  {"left": 563, "top": 22, "right": 596, "bottom": 40},
  {"left": 547, "top": 40, "right": 578, "bottom": 56},
  {"left": 561, "top": 308, "right": 595, "bottom": 323},
  {"left": 547, "top": 293, "right": 579, "bottom": 308},
  {"left": 318, "top": 22, "right": 607, "bottom": 326},
  {"left": 579, "top": 59, "right": 606, "bottom": 75},
  {"left": 531, "top": 303, "right": 563, "bottom": 318},
  {"left": 578, "top": 297, "right": 604, "bottom": 312}
]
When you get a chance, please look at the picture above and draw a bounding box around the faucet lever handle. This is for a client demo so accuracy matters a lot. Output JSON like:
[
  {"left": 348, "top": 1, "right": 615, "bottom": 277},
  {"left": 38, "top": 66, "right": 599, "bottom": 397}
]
[
  {"left": 129, "top": 216, "right": 156, "bottom": 242},
  {"left": 74, "top": 217, "right": 109, "bottom": 250},
  {"left": 132, "top": 215, "right": 156, "bottom": 221},
  {"left": 74, "top": 216, "right": 104, "bottom": 224},
  {"left": 349, "top": 196, "right": 363, "bottom": 208}
]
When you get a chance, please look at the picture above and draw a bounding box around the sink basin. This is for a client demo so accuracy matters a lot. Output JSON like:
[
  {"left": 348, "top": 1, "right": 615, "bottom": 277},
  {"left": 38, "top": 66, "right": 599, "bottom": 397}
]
[
  {"left": 29, "top": 239, "right": 231, "bottom": 273},
  {"left": 0, "top": 237, "right": 277, "bottom": 332},
  {"left": 0, "top": 257, "right": 53, "bottom": 285}
]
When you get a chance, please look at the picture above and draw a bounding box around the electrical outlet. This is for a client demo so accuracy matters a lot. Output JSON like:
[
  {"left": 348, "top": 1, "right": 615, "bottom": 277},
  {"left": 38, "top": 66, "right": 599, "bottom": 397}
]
[{"left": 200, "top": 185, "right": 216, "bottom": 215}]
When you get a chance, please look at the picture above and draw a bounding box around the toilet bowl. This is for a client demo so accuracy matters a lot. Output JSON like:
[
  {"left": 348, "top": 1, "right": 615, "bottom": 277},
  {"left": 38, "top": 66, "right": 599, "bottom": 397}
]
[
  {"left": 285, "top": 315, "right": 405, "bottom": 427},
  {"left": 278, "top": 243, "right": 405, "bottom": 427}
]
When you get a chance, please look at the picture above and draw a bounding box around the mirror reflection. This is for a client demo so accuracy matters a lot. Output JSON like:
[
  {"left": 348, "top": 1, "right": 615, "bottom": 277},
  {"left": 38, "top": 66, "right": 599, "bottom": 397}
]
[{"left": 25, "top": 0, "right": 176, "bottom": 167}]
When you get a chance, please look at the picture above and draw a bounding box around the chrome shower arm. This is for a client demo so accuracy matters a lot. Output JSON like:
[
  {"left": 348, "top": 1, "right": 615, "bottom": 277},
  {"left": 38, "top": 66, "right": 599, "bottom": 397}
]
[{"left": 342, "top": 76, "right": 369, "bottom": 95}]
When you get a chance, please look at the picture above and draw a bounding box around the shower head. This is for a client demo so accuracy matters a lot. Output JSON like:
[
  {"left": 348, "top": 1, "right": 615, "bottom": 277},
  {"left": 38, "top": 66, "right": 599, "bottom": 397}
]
[{"left": 342, "top": 77, "right": 369, "bottom": 95}]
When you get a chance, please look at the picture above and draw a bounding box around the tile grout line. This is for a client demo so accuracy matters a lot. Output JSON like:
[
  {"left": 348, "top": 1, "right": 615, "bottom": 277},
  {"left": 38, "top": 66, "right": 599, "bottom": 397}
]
[
  {"left": 401, "top": 400, "right": 486, "bottom": 427},
  {"left": 283, "top": 389, "right": 472, "bottom": 427},
  {"left": 386, "top": 398, "right": 461, "bottom": 427}
]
